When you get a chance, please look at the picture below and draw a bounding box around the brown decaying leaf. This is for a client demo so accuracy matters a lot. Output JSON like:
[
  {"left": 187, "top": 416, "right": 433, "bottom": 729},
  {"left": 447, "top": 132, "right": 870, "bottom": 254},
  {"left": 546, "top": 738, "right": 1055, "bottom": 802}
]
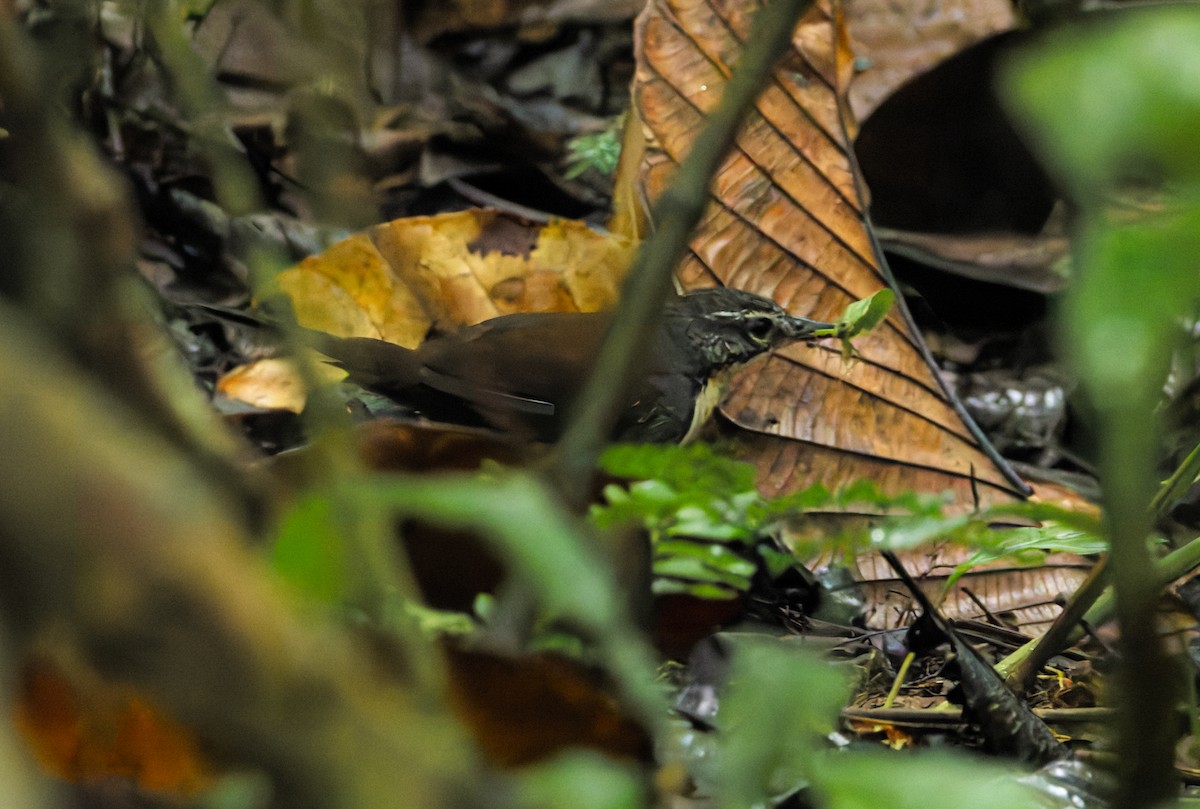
[
  {"left": 443, "top": 646, "right": 651, "bottom": 768},
  {"left": 631, "top": 0, "right": 1025, "bottom": 509},
  {"left": 829, "top": 546, "right": 1092, "bottom": 633}
]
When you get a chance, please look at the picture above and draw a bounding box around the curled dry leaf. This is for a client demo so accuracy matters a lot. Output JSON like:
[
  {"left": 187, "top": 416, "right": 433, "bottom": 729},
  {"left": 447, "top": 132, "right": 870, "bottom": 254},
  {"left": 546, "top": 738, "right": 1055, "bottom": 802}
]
[
  {"left": 216, "top": 357, "right": 310, "bottom": 413},
  {"left": 872, "top": 226, "right": 1071, "bottom": 294},
  {"left": 630, "top": 0, "right": 1027, "bottom": 510},
  {"left": 275, "top": 208, "right": 634, "bottom": 343}
]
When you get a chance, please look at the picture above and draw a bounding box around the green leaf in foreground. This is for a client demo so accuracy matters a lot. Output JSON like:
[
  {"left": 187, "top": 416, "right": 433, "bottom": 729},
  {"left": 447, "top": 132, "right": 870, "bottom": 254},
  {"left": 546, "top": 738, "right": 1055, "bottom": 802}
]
[
  {"left": 270, "top": 492, "right": 347, "bottom": 604},
  {"left": 595, "top": 445, "right": 770, "bottom": 599},
  {"left": 686, "top": 635, "right": 1043, "bottom": 809},
  {"left": 598, "top": 442, "right": 758, "bottom": 497},
  {"left": 1002, "top": 10, "right": 1200, "bottom": 198},
  {"left": 355, "top": 471, "right": 665, "bottom": 724},
  {"left": 514, "top": 751, "right": 643, "bottom": 809},
  {"left": 867, "top": 500, "right": 1105, "bottom": 590},
  {"left": 814, "top": 751, "right": 1041, "bottom": 809},
  {"left": 595, "top": 444, "right": 952, "bottom": 599},
  {"left": 714, "top": 636, "right": 848, "bottom": 809},
  {"left": 1004, "top": 13, "right": 1200, "bottom": 801}
]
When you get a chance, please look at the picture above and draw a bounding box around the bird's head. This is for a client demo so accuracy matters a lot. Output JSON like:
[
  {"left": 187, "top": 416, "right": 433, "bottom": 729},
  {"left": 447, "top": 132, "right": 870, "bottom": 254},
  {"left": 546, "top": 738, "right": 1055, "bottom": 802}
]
[{"left": 664, "top": 287, "right": 833, "bottom": 372}]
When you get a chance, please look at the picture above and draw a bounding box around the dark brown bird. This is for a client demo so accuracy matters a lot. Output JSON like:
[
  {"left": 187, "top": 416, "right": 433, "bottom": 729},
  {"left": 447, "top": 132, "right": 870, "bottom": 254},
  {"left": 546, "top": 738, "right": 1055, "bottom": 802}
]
[{"left": 311, "top": 287, "right": 834, "bottom": 443}]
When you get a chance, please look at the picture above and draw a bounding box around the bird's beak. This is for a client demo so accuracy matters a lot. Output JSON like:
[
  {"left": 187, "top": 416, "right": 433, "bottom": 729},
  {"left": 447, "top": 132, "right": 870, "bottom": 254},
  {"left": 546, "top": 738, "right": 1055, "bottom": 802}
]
[{"left": 781, "top": 315, "right": 836, "bottom": 339}]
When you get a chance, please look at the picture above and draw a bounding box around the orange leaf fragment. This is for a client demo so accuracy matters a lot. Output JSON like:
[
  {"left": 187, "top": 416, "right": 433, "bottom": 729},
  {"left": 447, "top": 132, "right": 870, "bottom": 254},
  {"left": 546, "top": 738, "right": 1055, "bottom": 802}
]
[
  {"left": 278, "top": 229, "right": 431, "bottom": 346},
  {"left": 14, "top": 657, "right": 212, "bottom": 795}
]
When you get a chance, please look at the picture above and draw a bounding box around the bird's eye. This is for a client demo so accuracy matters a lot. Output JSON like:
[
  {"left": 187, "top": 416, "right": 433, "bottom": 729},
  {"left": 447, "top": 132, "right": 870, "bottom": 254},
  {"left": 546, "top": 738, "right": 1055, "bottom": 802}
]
[{"left": 746, "top": 317, "right": 774, "bottom": 342}]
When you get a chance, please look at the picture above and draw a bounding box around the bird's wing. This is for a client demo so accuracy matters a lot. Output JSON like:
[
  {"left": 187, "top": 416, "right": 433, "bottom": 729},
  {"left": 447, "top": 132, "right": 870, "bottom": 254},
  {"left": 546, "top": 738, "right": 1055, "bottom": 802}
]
[
  {"left": 417, "top": 365, "right": 557, "bottom": 416},
  {"left": 417, "top": 311, "right": 612, "bottom": 420},
  {"left": 308, "top": 311, "right": 627, "bottom": 440},
  {"left": 308, "top": 334, "right": 423, "bottom": 399}
]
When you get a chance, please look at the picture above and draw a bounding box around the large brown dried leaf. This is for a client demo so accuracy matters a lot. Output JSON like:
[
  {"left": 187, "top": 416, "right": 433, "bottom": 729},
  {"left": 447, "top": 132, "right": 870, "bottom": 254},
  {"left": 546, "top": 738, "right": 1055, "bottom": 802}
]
[
  {"left": 632, "top": 0, "right": 1026, "bottom": 509},
  {"left": 844, "top": 0, "right": 1017, "bottom": 120}
]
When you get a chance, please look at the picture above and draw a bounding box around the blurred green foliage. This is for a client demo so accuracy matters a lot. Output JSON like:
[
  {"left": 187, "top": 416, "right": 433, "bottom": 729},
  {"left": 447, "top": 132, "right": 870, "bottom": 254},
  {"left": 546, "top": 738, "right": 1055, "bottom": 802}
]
[
  {"left": 812, "top": 749, "right": 1041, "bottom": 809},
  {"left": 20, "top": 0, "right": 1200, "bottom": 804},
  {"left": 514, "top": 752, "right": 643, "bottom": 809},
  {"left": 1004, "top": 8, "right": 1200, "bottom": 804},
  {"left": 688, "top": 636, "right": 1042, "bottom": 809},
  {"left": 713, "top": 637, "right": 848, "bottom": 806},
  {"left": 271, "top": 492, "right": 348, "bottom": 604},
  {"left": 592, "top": 442, "right": 1100, "bottom": 602},
  {"left": 593, "top": 444, "right": 897, "bottom": 599}
]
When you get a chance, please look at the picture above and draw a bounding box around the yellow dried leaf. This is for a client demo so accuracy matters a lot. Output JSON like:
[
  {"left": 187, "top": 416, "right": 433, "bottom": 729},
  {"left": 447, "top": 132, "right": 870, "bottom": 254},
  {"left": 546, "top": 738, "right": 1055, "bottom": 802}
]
[
  {"left": 277, "top": 232, "right": 432, "bottom": 347},
  {"left": 276, "top": 208, "right": 635, "bottom": 342}
]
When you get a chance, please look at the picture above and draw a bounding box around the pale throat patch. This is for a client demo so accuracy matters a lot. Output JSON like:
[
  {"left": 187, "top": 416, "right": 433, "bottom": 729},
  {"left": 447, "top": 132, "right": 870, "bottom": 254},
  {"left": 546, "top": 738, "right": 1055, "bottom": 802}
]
[{"left": 681, "top": 378, "right": 724, "bottom": 443}]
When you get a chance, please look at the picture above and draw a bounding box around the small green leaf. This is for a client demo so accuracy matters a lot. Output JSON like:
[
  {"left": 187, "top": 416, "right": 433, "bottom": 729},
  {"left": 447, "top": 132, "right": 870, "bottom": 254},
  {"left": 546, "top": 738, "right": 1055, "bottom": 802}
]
[
  {"left": 763, "top": 482, "right": 834, "bottom": 515},
  {"left": 812, "top": 288, "right": 896, "bottom": 359},
  {"left": 944, "top": 523, "right": 1107, "bottom": 589},
  {"left": 564, "top": 121, "right": 623, "bottom": 179},
  {"left": 652, "top": 579, "right": 740, "bottom": 599},
  {"left": 837, "top": 287, "right": 895, "bottom": 337},
  {"left": 656, "top": 540, "right": 756, "bottom": 569},
  {"left": 402, "top": 601, "right": 477, "bottom": 638},
  {"left": 653, "top": 547, "right": 756, "bottom": 589},
  {"left": 670, "top": 505, "right": 754, "bottom": 541}
]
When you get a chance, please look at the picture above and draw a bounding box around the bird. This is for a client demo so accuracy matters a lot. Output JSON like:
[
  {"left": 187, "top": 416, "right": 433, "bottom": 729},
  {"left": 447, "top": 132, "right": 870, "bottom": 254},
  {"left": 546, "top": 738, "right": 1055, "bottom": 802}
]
[{"left": 308, "top": 287, "right": 835, "bottom": 444}]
